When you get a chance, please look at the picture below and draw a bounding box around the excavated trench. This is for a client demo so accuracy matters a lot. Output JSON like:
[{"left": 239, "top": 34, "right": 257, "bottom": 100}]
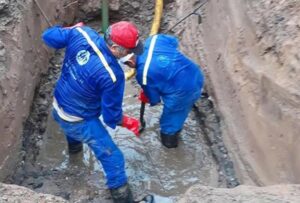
[{"left": 4, "top": 0, "right": 238, "bottom": 202}]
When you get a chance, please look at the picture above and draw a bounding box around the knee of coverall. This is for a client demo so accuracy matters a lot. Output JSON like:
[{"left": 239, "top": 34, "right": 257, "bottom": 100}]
[
  {"left": 83, "top": 118, "right": 127, "bottom": 189},
  {"left": 160, "top": 90, "right": 201, "bottom": 134}
]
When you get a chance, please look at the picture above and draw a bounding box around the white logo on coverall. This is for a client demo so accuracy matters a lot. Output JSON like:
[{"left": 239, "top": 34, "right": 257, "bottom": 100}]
[{"left": 76, "top": 50, "right": 90, "bottom": 65}]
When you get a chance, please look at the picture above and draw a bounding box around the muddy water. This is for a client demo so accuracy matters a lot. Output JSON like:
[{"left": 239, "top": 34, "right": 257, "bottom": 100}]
[
  {"left": 33, "top": 67, "right": 219, "bottom": 202},
  {"left": 2, "top": 49, "right": 222, "bottom": 202},
  {"left": 4, "top": 32, "right": 237, "bottom": 203}
]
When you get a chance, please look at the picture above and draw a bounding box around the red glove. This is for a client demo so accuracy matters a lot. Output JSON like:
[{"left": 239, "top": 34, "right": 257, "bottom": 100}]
[
  {"left": 138, "top": 90, "right": 149, "bottom": 103},
  {"left": 64, "top": 22, "right": 84, "bottom": 29},
  {"left": 122, "top": 115, "right": 140, "bottom": 136}
]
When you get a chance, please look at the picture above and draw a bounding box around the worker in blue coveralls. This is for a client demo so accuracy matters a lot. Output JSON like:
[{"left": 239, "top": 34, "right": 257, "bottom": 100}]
[
  {"left": 42, "top": 21, "right": 153, "bottom": 203},
  {"left": 123, "top": 34, "right": 205, "bottom": 149}
]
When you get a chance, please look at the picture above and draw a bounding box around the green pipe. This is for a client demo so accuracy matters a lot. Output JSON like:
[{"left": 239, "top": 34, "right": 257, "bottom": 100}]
[{"left": 101, "top": 0, "right": 109, "bottom": 33}]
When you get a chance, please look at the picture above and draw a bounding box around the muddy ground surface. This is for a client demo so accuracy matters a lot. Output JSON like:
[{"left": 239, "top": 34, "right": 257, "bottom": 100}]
[
  {"left": 178, "top": 184, "right": 300, "bottom": 203},
  {"left": 4, "top": 0, "right": 238, "bottom": 202}
]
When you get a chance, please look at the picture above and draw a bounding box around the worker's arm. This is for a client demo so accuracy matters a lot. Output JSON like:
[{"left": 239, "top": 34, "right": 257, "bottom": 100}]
[
  {"left": 136, "top": 74, "right": 161, "bottom": 106},
  {"left": 100, "top": 78, "right": 124, "bottom": 129},
  {"left": 42, "top": 23, "right": 83, "bottom": 49},
  {"left": 42, "top": 25, "right": 71, "bottom": 49},
  {"left": 101, "top": 77, "right": 140, "bottom": 135},
  {"left": 143, "top": 86, "right": 161, "bottom": 106}
]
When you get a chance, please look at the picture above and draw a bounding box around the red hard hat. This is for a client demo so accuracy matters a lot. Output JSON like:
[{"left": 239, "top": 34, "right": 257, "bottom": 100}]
[{"left": 109, "top": 21, "right": 144, "bottom": 55}]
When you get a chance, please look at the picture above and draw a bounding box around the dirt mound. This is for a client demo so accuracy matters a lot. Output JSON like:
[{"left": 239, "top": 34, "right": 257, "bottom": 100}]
[
  {"left": 0, "top": 183, "right": 67, "bottom": 203},
  {"left": 178, "top": 184, "right": 300, "bottom": 203},
  {"left": 3, "top": 182, "right": 300, "bottom": 203}
]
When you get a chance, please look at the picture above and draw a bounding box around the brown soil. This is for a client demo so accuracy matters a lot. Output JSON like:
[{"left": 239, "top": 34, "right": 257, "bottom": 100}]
[
  {"left": 173, "top": 0, "right": 300, "bottom": 185},
  {"left": 0, "top": 0, "right": 77, "bottom": 180},
  {"left": 178, "top": 184, "right": 300, "bottom": 203},
  {"left": 0, "top": 182, "right": 67, "bottom": 203},
  {"left": 1, "top": 0, "right": 300, "bottom": 202}
]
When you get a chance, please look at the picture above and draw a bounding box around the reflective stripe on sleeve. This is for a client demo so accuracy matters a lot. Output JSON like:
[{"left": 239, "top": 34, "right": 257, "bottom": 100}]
[
  {"left": 76, "top": 27, "right": 117, "bottom": 83},
  {"left": 142, "top": 35, "right": 158, "bottom": 85}
]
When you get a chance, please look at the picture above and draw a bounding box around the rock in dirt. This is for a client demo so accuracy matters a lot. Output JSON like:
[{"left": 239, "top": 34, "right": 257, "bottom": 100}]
[
  {"left": 0, "top": 0, "right": 8, "bottom": 12},
  {"left": 0, "top": 183, "right": 67, "bottom": 203}
]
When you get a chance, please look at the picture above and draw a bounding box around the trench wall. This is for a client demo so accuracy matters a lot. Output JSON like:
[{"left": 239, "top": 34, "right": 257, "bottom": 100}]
[
  {"left": 0, "top": 0, "right": 77, "bottom": 180},
  {"left": 174, "top": 0, "right": 300, "bottom": 184}
]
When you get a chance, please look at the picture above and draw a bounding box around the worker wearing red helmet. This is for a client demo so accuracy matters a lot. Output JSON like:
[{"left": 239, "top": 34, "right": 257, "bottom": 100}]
[
  {"left": 123, "top": 34, "right": 205, "bottom": 149},
  {"left": 42, "top": 21, "right": 153, "bottom": 203}
]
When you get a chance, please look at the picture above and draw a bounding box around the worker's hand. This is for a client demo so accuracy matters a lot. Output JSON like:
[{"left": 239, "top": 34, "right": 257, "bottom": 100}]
[
  {"left": 122, "top": 115, "right": 140, "bottom": 136},
  {"left": 64, "top": 22, "right": 84, "bottom": 29},
  {"left": 138, "top": 90, "right": 149, "bottom": 103}
]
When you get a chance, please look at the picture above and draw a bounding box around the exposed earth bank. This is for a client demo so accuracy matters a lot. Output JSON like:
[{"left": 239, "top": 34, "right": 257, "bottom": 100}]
[
  {"left": 0, "top": 183, "right": 67, "bottom": 203},
  {"left": 177, "top": 184, "right": 300, "bottom": 203},
  {"left": 173, "top": 0, "right": 300, "bottom": 185},
  {"left": 0, "top": 0, "right": 77, "bottom": 180}
]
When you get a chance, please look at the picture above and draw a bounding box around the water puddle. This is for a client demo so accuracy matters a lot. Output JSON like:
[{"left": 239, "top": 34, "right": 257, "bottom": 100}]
[{"left": 34, "top": 75, "right": 219, "bottom": 202}]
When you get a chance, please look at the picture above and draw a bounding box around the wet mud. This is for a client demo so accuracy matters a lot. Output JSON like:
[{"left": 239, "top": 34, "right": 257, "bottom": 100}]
[
  {"left": 5, "top": 0, "right": 238, "bottom": 202},
  {"left": 6, "top": 51, "right": 219, "bottom": 202}
]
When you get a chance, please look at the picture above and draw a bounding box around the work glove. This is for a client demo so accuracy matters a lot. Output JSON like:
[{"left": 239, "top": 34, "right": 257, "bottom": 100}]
[
  {"left": 122, "top": 115, "right": 140, "bottom": 136},
  {"left": 138, "top": 89, "right": 149, "bottom": 103}
]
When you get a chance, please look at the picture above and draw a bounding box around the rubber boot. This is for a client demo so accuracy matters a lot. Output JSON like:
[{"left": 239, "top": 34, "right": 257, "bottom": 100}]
[
  {"left": 68, "top": 142, "right": 83, "bottom": 154},
  {"left": 160, "top": 132, "right": 178, "bottom": 148},
  {"left": 110, "top": 183, "right": 134, "bottom": 203},
  {"left": 110, "top": 184, "right": 154, "bottom": 203},
  {"left": 135, "top": 194, "right": 154, "bottom": 203}
]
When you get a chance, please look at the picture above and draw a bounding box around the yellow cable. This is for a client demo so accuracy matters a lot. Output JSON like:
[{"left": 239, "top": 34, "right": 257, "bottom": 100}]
[
  {"left": 125, "top": 0, "right": 163, "bottom": 80},
  {"left": 124, "top": 68, "right": 136, "bottom": 80},
  {"left": 150, "top": 0, "right": 163, "bottom": 36}
]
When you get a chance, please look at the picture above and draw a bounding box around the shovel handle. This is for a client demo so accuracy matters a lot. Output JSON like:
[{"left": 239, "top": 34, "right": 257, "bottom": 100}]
[{"left": 139, "top": 102, "right": 146, "bottom": 133}]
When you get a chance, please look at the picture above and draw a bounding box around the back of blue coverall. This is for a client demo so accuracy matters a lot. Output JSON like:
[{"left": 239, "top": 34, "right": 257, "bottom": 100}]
[
  {"left": 136, "top": 34, "right": 204, "bottom": 135},
  {"left": 42, "top": 25, "right": 127, "bottom": 189}
]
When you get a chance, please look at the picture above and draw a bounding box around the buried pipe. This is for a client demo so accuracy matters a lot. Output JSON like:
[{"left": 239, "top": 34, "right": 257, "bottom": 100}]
[{"left": 101, "top": 0, "right": 109, "bottom": 33}]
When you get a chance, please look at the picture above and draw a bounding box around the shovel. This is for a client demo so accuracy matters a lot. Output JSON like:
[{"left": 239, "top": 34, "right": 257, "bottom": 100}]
[{"left": 139, "top": 102, "right": 146, "bottom": 133}]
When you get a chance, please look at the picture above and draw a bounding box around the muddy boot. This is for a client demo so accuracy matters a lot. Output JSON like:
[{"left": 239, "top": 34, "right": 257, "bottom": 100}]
[
  {"left": 68, "top": 142, "right": 83, "bottom": 154},
  {"left": 110, "top": 183, "right": 134, "bottom": 203},
  {"left": 160, "top": 132, "right": 178, "bottom": 148}
]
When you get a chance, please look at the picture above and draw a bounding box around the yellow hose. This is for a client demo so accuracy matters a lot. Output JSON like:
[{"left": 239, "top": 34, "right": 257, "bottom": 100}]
[
  {"left": 124, "top": 68, "right": 136, "bottom": 80},
  {"left": 150, "top": 0, "right": 163, "bottom": 36},
  {"left": 125, "top": 0, "right": 163, "bottom": 80}
]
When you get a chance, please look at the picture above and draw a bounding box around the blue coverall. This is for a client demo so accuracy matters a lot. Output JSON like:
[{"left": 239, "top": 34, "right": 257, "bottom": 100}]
[
  {"left": 136, "top": 34, "right": 204, "bottom": 135},
  {"left": 42, "top": 25, "right": 127, "bottom": 189}
]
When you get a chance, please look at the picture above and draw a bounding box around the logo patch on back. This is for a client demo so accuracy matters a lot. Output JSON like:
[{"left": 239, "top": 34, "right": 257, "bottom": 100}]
[
  {"left": 76, "top": 50, "right": 90, "bottom": 65},
  {"left": 157, "top": 55, "right": 170, "bottom": 67}
]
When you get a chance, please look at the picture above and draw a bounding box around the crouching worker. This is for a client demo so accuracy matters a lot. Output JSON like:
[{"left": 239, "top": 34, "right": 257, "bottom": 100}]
[
  {"left": 42, "top": 21, "right": 153, "bottom": 203},
  {"left": 123, "top": 34, "right": 205, "bottom": 149}
]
